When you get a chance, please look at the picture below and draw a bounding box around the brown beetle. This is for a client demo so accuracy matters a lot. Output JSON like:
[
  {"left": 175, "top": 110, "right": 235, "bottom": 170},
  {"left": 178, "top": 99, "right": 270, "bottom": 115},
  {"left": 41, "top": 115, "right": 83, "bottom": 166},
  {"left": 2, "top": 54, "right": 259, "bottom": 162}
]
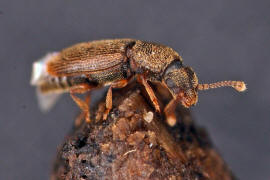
[{"left": 31, "top": 39, "right": 246, "bottom": 125}]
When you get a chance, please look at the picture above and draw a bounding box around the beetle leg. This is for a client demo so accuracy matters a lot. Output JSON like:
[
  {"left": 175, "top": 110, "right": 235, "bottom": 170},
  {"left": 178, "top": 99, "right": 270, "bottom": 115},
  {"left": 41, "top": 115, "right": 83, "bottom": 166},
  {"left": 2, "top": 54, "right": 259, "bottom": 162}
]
[
  {"left": 137, "top": 75, "right": 161, "bottom": 113},
  {"left": 103, "top": 86, "right": 112, "bottom": 120},
  {"left": 164, "top": 99, "right": 178, "bottom": 126},
  {"left": 103, "top": 80, "right": 129, "bottom": 120},
  {"left": 74, "top": 92, "right": 91, "bottom": 127},
  {"left": 70, "top": 84, "right": 93, "bottom": 123}
]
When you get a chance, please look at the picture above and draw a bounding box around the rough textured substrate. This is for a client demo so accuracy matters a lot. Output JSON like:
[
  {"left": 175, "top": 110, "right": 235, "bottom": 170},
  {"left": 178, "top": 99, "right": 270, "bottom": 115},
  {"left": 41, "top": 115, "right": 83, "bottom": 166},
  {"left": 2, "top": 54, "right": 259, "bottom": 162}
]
[{"left": 51, "top": 83, "right": 235, "bottom": 180}]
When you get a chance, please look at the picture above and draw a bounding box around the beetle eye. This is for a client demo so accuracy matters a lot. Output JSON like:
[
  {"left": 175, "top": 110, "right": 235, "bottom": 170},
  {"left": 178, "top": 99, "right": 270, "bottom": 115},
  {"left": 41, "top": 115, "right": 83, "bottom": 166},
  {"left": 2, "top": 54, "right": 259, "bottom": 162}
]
[
  {"left": 165, "top": 78, "right": 175, "bottom": 88},
  {"left": 165, "top": 77, "right": 181, "bottom": 95}
]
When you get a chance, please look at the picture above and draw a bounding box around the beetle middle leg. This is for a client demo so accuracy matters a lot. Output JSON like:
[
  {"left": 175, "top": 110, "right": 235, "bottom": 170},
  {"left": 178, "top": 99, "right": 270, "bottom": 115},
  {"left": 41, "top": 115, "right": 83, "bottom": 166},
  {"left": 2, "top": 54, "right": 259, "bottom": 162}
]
[
  {"left": 136, "top": 74, "right": 161, "bottom": 113},
  {"left": 70, "top": 84, "right": 94, "bottom": 123},
  {"left": 103, "top": 79, "right": 129, "bottom": 120}
]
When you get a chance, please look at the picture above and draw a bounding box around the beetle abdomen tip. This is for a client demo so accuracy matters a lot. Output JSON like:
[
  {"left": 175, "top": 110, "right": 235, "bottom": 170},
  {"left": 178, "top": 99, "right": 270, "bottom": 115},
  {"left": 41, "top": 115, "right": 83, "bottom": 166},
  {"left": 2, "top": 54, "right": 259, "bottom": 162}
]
[{"left": 30, "top": 52, "right": 58, "bottom": 85}]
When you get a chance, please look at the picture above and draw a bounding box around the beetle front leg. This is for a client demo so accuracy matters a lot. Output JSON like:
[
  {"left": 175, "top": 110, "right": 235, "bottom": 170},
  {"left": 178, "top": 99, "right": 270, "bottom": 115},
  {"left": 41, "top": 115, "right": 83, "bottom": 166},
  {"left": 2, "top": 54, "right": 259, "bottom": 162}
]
[
  {"left": 164, "top": 99, "right": 178, "bottom": 126},
  {"left": 136, "top": 74, "right": 161, "bottom": 113},
  {"left": 70, "top": 84, "right": 94, "bottom": 123},
  {"left": 103, "top": 80, "right": 129, "bottom": 120}
]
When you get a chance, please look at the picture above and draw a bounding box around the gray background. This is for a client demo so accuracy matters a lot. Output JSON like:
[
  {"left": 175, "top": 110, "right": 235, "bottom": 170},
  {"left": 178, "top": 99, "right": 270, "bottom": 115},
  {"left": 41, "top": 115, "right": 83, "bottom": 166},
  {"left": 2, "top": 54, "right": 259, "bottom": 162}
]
[{"left": 0, "top": 0, "right": 269, "bottom": 179}]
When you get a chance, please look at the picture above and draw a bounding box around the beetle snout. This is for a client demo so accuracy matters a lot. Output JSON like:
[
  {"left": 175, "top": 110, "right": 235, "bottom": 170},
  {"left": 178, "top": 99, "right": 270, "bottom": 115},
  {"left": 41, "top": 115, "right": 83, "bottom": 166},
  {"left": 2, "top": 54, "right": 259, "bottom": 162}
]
[{"left": 179, "top": 90, "right": 198, "bottom": 108}]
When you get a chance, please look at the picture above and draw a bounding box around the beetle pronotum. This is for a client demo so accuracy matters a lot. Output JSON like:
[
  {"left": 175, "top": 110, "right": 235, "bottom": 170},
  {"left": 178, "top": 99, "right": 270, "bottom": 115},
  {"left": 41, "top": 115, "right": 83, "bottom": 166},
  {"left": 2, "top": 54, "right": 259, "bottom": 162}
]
[{"left": 31, "top": 39, "right": 246, "bottom": 125}]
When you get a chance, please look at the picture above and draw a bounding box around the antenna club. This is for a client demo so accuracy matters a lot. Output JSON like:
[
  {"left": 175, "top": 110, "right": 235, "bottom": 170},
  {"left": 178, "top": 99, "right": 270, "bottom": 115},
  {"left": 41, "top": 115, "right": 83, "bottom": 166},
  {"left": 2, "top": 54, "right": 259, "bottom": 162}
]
[{"left": 235, "top": 81, "right": 246, "bottom": 92}]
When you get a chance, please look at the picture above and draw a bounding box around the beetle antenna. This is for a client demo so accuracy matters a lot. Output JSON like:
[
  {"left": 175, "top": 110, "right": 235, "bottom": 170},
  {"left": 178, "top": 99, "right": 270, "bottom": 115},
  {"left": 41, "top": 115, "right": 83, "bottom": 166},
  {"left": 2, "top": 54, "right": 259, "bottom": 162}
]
[{"left": 197, "top": 81, "right": 246, "bottom": 92}]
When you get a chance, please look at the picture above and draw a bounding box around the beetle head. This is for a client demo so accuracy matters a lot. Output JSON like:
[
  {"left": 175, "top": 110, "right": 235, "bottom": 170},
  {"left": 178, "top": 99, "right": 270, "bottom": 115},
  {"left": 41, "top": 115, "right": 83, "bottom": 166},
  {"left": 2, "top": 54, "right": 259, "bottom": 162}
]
[
  {"left": 163, "top": 65, "right": 199, "bottom": 107},
  {"left": 163, "top": 62, "right": 246, "bottom": 108}
]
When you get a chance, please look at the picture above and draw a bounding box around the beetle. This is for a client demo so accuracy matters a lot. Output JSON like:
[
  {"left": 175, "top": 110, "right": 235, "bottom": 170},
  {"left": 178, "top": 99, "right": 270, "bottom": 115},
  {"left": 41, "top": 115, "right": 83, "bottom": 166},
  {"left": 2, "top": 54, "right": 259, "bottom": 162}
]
[{"left": 31, "top": 39, "right": 246, "bottom": 125}]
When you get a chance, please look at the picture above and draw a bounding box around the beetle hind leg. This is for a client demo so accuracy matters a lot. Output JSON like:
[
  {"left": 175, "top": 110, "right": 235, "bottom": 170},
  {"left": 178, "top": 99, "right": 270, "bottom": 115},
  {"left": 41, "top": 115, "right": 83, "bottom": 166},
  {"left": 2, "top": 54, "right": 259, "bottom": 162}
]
[
  {"left": 70, "top": 84, "right": 94, "bottom": 124},
  {"left": 73, "top": 93, "right": 91, "bottom": 126},
  {"left": 70, "top": 93, "right": 91, "bottom": 124}
]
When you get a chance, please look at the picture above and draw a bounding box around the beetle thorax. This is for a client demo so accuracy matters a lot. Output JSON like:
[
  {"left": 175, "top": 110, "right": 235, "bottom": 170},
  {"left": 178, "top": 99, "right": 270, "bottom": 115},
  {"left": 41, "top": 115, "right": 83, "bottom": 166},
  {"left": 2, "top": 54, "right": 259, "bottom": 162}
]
[{"left": 129, "top": 41, "right": 181, "bottom": 74}]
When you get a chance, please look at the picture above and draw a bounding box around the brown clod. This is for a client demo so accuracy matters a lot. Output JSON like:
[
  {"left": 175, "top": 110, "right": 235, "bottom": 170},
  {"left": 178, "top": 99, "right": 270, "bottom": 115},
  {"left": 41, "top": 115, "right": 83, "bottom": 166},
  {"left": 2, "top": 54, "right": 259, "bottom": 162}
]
[
  {"left": 51, "top": 82, "right": 236, "bottom": 180},
  {"left": 127, "top": 131, "right": 146, "bottom": 146},
  {"left": 112, "top": 118, "right": 130, "bottom": 141}
]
